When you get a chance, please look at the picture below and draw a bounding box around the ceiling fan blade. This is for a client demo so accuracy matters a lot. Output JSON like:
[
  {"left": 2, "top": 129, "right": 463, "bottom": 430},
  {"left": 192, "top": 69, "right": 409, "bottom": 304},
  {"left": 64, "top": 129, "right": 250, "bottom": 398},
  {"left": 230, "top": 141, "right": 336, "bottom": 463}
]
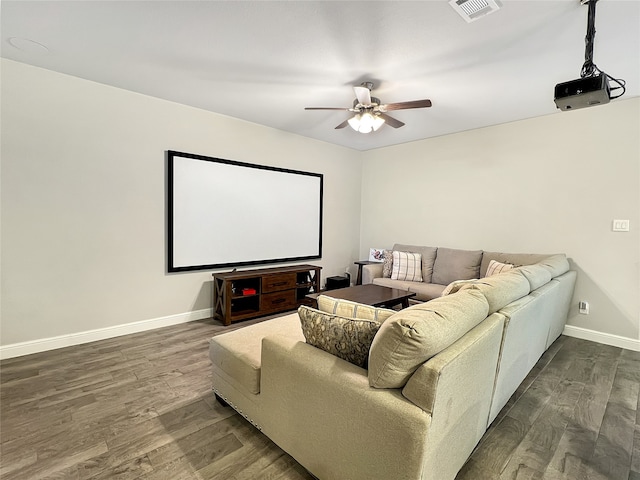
[
  {"left": 335, "top": 119, "right": 350, "bottom": 129},
  {"left": 378, "top": 113, "right": 405, "bottom": 129},
  {"left": 383, "top": 99, "right": 432, "bottom": 111},
  {"left": 305, "top": 107, "right": 351, "bottom": 111},
  {"left": 353, "top": 85, "right": 372, "bottom": 106}
]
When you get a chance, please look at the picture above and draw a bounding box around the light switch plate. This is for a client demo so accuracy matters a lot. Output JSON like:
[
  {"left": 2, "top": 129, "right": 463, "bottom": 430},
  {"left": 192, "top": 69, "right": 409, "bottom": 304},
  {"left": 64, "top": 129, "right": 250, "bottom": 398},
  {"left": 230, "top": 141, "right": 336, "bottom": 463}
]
[{"left": 612, "top": 219, "right": 630, "bottom": 232}]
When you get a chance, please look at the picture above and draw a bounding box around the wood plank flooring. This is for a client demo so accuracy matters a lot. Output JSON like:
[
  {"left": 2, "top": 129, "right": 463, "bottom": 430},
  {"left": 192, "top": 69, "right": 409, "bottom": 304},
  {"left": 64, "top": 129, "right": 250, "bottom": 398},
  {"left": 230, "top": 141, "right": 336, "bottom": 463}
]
[
  {"left": 459, "top": 335, "right": 640, "bottom": 480},
  {"left": 1, "top": 317, "right": 638, "bottom": 479}
]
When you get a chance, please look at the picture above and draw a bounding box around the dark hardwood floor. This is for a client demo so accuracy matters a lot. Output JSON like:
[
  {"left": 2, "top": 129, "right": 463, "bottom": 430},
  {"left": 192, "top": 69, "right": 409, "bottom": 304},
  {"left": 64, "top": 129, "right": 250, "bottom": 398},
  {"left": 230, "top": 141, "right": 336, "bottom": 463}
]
[
  {"left": 460, "top": 334, "right": 640, "bottom": 480},
  {"left": 1, "top": 316, "right": 638, "bottom": 479}
]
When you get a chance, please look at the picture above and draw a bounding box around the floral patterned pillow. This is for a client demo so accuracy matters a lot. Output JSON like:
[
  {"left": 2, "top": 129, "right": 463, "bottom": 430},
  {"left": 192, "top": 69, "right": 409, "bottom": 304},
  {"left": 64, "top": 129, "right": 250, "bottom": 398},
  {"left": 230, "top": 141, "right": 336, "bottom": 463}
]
[
  {"left": 382, "top": 249, "right": 394, "bottom": 278},
  {"left": 298, "top": 306, "right": 382, "bottom": 368}
]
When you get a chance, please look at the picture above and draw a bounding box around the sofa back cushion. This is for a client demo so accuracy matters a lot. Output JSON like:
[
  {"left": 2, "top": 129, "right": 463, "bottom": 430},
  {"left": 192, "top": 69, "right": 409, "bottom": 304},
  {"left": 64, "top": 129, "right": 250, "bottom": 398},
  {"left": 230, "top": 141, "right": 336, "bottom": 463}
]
[
  {"left": 368, "top": 288, "right": 489, "bottom": 388},
  {"left": 480, "top": 252, "right": 550, "bottom": 277},
  {"left": 514, "top": 264, "right": 552, "bottom": 290},
  {"left": 441, "top": 278, "right": 479, "bottom": 296},
  {"left": 431, "top": 247, "right": 483, "bottom": 285},
  {"left": 460, "top": 269, "right": 530, "bottom": 314},
  {"left": 537, "top": 254, "right": 570, "bottom": 278},
  {"left": 317, "top": 295, "right": 396, "bottom": 323},
  {"left": 393, "top": 244, "right": 437, "bottom": 283}
]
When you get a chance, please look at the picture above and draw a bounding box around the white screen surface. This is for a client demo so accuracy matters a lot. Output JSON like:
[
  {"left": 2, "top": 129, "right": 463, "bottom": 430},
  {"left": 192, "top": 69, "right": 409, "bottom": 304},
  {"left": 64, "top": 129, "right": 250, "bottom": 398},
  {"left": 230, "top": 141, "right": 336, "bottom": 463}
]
[{"left": 168, "top": 151, "right": 322, "bottom": 271}]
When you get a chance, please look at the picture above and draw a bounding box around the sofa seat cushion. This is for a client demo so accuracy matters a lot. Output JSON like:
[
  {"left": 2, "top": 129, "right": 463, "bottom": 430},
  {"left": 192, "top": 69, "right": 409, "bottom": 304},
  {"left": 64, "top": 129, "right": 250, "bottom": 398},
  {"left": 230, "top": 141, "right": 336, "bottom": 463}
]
[
  {"left": 209, "top": 313, "right": 304, "bottom": 394},
  {"left": 372, "top": 277, "right": 420, "bottom": 292},
  {"left": 298, "top": 306, "right": 380, "bottom": 368},
  {"left": 431, "top": 247, "right": 483, "bottom": 285},
  {"left": 406, "top": 282, "right": 446, "bottom": 301},
  {"left": 371, "top": 277, "right": 445, "bottom": 301},
  {"left": 460, "top": 269, "right": 530, "bottom": 314},
  {"left": 368, "top": 288, "right": 490, "bottom": 388},
  {"left": 317, "top": 295, "right": 395, "bottom": 323}
]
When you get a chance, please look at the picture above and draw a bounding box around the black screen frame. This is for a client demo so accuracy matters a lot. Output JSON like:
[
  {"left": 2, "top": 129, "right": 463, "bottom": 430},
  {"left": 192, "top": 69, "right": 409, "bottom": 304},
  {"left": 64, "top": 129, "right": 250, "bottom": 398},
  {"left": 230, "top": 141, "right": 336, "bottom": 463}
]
[{"left": 167, "top": 150, "right": 323, "bottom": 273}]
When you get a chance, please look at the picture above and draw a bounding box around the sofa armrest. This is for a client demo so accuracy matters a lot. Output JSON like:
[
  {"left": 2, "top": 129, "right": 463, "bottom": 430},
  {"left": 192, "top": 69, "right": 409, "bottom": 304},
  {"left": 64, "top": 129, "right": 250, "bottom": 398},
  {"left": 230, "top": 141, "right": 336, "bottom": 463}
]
[
  {"left": 402, "top": 313, "right": 505, "bottom": 480},
  {"left": 259, "top": 335, "right": 430, "bottom": 480},
  {"left": 362, "top": 262, "right": 383, "bottom": 284}
]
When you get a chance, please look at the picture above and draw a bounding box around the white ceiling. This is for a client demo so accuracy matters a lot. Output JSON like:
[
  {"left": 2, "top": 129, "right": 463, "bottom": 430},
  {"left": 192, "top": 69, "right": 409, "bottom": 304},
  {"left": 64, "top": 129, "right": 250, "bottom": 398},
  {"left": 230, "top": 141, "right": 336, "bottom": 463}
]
[{"left": 2, "top": 0, "right": 639, "bottom": 151}]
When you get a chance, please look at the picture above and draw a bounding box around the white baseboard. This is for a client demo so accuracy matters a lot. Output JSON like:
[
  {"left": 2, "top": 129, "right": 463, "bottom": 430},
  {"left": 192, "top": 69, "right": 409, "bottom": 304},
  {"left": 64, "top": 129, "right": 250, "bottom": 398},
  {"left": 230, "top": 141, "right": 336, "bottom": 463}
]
[
  {"left": 0, "top": 308, "right": 213, "bottom": 360},
  {"left": 563, "top": 325, "right": 640, "bottom": 352},
  {"left": 3, "top": 313, "right": 637, "bottom": 360}
]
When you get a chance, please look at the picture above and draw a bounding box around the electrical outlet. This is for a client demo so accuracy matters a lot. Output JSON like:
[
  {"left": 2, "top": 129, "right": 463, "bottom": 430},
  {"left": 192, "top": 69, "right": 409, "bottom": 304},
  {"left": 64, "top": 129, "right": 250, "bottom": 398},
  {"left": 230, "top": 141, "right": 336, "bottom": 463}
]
[{"left": 578, "top": 301, "right": 589, "bottom": 314}]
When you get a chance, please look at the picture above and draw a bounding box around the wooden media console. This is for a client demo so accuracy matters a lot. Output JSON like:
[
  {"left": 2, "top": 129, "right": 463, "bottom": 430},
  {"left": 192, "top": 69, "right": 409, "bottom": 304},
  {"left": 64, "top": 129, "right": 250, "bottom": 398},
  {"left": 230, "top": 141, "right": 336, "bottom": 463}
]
[{"left": 212, "top": 264, "right": 322, "bottom": 325}]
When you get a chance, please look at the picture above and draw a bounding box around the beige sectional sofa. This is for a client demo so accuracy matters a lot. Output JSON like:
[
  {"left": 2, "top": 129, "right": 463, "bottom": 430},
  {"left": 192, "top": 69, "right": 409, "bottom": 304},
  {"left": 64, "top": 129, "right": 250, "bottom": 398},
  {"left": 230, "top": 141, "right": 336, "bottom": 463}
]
[
  {"left": 363, "top": 243, "right": 562, "bottom": 302},
  {"left": 208, "top": 246, "right": 576, "bottom": 480}
]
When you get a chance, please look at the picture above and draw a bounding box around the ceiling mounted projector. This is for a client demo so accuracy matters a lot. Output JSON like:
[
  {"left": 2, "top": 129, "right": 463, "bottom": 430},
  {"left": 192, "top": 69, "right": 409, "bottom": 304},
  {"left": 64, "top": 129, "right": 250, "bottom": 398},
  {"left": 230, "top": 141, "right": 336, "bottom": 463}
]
[
  {"left": 554, "top": 0, "right": 625, "bottom": 111},
  {"left": 554, "top": 74, "right": 610, "bottom": 111}
]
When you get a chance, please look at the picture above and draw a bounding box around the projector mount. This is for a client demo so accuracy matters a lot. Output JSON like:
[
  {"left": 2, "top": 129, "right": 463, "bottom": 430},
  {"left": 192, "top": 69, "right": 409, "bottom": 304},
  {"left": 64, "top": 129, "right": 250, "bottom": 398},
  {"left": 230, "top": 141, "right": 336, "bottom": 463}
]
[
  {"left": 580, "top": 0, "right": 619, "bottom": 84},
  {"left": 554, "top": 0, "right": 626, "bottom": 111},
  {"left": 580, "top": 0, "right": 598, "bottom": 78}
]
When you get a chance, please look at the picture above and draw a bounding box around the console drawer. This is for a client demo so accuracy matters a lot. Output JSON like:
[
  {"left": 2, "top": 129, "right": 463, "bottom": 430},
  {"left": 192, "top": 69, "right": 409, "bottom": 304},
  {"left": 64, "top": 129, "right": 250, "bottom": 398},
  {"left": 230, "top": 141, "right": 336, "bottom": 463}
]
[
  {"left": 261, "top": 290, "right": 296, "bottom": 312},
  {"left": 262, "top": 273, "right": 297, "bottom": 293}
]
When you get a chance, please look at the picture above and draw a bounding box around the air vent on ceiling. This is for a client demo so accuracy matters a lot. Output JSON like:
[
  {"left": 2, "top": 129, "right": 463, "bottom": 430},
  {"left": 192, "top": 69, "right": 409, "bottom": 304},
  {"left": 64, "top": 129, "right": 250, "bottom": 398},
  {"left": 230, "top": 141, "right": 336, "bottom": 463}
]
[{"left": 449, "top": 0, "right": 501, "bottom": 23}]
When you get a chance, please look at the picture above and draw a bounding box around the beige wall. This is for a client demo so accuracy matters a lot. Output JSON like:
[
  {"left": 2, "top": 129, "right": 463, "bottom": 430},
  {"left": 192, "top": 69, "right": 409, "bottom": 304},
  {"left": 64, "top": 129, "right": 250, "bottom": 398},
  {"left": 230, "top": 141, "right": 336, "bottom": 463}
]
[
  {"left": 1, "top": 59, "right": 363, "bottom": 348},
  {"left": 361, "top": 97, "right": 640, "bottom": 343},
  {"left": 2, "top": 58, "right": 638, "bottom": 353}
]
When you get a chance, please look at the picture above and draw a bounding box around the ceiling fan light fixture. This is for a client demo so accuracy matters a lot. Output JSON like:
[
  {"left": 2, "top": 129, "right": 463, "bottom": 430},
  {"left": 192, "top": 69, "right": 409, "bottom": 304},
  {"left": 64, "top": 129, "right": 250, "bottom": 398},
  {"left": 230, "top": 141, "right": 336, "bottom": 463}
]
[
  {"left": 348, "top": 112, "right": 385, "bottom": 133},
  {"left": 347, "top": 114, "right": 362, "bottom": 131},
  {"left": 305, "top": 81, "right": 430, "bottom": 133},
  {"left": 371, "top": 114, "right": 385, "bottom": 131}
]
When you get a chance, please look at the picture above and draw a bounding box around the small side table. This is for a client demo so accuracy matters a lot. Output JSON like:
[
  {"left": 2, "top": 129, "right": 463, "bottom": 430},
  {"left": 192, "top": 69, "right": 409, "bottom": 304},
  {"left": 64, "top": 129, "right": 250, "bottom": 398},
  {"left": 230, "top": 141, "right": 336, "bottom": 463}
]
[{"left": 354, "top": 260, "right": 379, "bottom": 285}]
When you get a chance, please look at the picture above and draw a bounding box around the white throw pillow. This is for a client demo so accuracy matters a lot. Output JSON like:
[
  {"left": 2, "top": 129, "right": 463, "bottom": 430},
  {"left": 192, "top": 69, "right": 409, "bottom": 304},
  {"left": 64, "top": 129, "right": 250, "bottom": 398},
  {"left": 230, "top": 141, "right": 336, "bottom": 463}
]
[
  {"left": 485, "top": 260, "right": 515, "bottom": 277},
  {"left": 391, "top": 251, "right": 423, "bottom": 282}
]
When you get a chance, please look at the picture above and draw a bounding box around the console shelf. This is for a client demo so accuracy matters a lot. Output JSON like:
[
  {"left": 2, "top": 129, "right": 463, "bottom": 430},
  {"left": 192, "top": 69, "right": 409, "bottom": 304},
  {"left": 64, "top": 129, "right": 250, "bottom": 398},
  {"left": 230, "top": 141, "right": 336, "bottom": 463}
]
[{"left": 212, "top": 264, "right": 322, "bottom": 326}]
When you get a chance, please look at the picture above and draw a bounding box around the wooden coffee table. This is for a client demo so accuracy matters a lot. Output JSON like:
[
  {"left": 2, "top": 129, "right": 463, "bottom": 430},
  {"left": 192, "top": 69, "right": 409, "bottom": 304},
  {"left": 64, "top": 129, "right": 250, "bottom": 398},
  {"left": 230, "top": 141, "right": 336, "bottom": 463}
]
[{"left": 306, "top": 284, "right": 416, "bottom": 309}]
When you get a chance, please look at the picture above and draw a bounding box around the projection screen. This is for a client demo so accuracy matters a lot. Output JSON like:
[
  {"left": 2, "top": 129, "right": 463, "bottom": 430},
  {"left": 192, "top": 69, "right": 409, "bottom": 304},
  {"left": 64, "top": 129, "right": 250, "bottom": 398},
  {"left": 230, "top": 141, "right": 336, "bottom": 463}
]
[{"left": 167, "top": 151, "right": 323, "bottom": 272}]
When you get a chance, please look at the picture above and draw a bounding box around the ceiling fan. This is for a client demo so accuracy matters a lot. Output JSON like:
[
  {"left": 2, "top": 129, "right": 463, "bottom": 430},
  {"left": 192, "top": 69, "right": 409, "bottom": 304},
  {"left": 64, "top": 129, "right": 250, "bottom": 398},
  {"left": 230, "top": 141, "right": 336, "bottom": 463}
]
[{"left": 305, "top": 82, "right": 432, "bottom": 133}]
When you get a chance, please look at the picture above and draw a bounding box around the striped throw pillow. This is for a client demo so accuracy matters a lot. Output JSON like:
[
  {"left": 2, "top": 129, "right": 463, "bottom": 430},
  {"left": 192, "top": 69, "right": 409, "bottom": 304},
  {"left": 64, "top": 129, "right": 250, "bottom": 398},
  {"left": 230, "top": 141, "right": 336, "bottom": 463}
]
[
  {"left": 485, "top": 260, "right": 514, "bottom": 277},
  {"left": 316, "top": 295, "right": 396, "bottom": 323},
  {"left": 391, "top": 251, "right": 423, "bottom": 282}
]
